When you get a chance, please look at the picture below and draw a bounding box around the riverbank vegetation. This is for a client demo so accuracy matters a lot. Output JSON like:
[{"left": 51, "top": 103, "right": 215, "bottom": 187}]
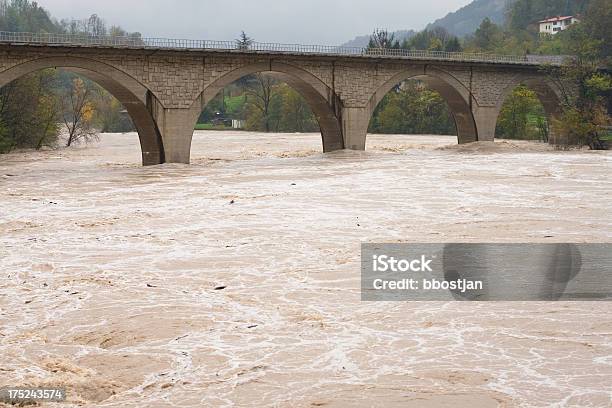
[{"left": 0, "top": 1, "right": 138, "bottom": 153}]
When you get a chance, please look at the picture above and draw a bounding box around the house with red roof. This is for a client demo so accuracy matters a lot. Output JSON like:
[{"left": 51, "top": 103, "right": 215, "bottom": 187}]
[{"left": 538, "top": 16, "right": 580, "bottom": 35}]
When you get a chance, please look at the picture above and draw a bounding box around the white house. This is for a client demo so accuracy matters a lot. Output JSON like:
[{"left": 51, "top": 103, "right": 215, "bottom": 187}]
[{"left": 539, "top": 16, "right": 580, "bottom": 35}]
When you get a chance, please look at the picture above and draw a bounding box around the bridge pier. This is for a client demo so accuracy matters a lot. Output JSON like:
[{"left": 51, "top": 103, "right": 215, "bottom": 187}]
[
  {"left": 472, "top": 106, "right": 499, "bottom": 142},
  {"left": 155, "top": 108, "right": 196, "bottom": 164},
  {"left": 341, "top": 107, "right": 370, "bottom": 150}
]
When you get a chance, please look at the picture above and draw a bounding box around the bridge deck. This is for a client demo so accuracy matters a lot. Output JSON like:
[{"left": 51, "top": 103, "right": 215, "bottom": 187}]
[{"left": 0, "top": 31, "right": 566, "bottom": 67}]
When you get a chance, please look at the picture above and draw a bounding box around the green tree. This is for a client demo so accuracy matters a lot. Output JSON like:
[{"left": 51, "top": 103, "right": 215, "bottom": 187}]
[
  {"left": 236, "top": 31, "right": 254, "bottom": 50},
  {"left": 95, "top": 91, "right": 134, "bottom": 133},
  {"left": 496, "top": 86, "right": 546, "bottom": 140},
  {"left": 402, "top": 27, "right": 461, "bottom": 52},
  {"left": 549, "top": 63, "right": 611, "bottom": 149},
  {"left": 473, "top": 18, "right": 503, "bottom": 51},
  {"left": 370, "top": 81, "right": 455, "bottom": 135},
  {"left": 0, "top": 1, "right": 144, "bottom": 155},
  {"left": 542, "top": 0, "right": 611, "bottom": 149},
  {"left": 0, "top": 69, "right": 60, "bottom": 152},
  {"left": 0, "top": 0, "right": 61, "bottom": 33},
  {"left": 0, "top": 119, "right": 10, "bottom": 153},
  {"left": 578, "top": 0, "right": 611, "bottom": 65},
  {"left": 276, "top": 84, "right": 319, "bottom": 132},
  {"left": 445, "top": 37, "right": 462, "bottom": 52}
]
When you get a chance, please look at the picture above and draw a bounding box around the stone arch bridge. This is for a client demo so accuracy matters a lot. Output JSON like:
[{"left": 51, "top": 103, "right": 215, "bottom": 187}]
[{"left": 0, "top": 33, "right": 567, "bottom": 165}]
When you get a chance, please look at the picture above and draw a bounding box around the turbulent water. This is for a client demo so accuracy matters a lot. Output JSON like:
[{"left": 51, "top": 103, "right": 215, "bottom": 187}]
[{"left": 1, "top": 131, "right": 611, "bottom": 407}]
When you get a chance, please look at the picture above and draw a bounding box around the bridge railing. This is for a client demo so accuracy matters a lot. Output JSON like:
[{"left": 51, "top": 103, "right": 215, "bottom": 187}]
[{"left": 0, "top": 31, "right": 568, "bottom": 66}]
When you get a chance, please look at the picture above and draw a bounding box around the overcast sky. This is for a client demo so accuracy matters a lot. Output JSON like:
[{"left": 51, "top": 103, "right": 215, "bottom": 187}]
[{"left": 39, "top": 0, "right": 471, "bottom": 45}]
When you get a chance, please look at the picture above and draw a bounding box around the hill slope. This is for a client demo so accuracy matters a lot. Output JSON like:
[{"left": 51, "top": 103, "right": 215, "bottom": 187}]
[
  {"left": 340, "top": 0, "right": 515, "bottom": 46},
  {"left": 426, "top": 0, "right": 515, "bottom": 37}
]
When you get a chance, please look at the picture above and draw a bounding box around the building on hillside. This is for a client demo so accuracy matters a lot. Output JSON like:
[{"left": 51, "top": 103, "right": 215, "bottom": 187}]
[
  {"left": 538, "top": 16, "right": 580, "bottom": 35},
  {"left": 232, "top": 119, "right": 245, "bottom": 129},
  {"left": 210, "top": 112, "right": 245, "bottom": 129}
]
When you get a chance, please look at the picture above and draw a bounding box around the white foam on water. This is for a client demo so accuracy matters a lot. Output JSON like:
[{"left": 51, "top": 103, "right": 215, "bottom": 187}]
[{"left": 0, "top": 131, "right": 611, "bottom": 407}]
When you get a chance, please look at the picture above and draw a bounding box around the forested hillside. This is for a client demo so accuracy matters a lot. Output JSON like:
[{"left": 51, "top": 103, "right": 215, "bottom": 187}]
[
  {"left": 507, "top": 0, "right": 591, "bottom": 30},
  {"left": 348, "top": 0, "right": 594, "bottom": 42},
  {"left": 426, "top": 0, "right": 512, "bottom": 37}
]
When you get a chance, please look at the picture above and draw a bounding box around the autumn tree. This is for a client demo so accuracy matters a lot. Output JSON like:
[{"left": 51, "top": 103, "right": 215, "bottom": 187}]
[
  {"left": 368, "top": 29, "right": 400, "bottom": 50},
  {"left": 244, "top": 74, "right": 278, "bottom": 132},
  {"left": 87, "top": 14, "right": 106, "bottom": 36},
  {"left": 61, "top": 77, "right": 99, "bottom": 147},
  {"left": 276, "top": 84, "right": 318, "bottom": 133}
]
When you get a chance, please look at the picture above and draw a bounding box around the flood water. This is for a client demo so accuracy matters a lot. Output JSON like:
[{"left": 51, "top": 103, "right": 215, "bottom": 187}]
[{"left": 1, "top": 131, "right": 611, "bottom": 407}]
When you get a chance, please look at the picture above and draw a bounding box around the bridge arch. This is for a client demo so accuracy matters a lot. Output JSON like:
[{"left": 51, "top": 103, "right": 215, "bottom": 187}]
[
  {"left": 188, "top": 61, "right": 344, "bottom": 153},
  {"left": 367, "top": 66, "right": 478, "bottom": 144},
  {"left": 496, "top": 75, "right": 563, "bottom": 122},
  {"left": 0, "top": 56, "right": 164, "bottom": 165},
  {"left": 494, "top": 75, "right": 564, "bottom": 142}
]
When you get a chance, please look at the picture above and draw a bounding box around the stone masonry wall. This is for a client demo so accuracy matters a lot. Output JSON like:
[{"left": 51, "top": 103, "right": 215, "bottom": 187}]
[{"left": 0, "top": 46, "right": 553, "bottom": 111}]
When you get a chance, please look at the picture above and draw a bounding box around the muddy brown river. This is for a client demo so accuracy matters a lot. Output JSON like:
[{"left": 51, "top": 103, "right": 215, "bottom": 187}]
[{"left": 1, "top": 131, "right": 611, "bottom": 407}]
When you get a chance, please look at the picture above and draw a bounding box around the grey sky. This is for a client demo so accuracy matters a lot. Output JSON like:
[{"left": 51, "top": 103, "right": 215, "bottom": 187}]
[{"left": 38, "top": 0, "right": 471, "bottom": 45}]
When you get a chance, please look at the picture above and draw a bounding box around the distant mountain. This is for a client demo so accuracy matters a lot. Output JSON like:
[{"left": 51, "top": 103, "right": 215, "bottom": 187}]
[
  {"left": 340, "top": 0, "right": 516, "bottom": 46},
  {"left": 340, "top": 30, "right": 416, "bottom": 49},
  {"left": 426, "top": 0, "right": 516, "bottom": 37}
]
